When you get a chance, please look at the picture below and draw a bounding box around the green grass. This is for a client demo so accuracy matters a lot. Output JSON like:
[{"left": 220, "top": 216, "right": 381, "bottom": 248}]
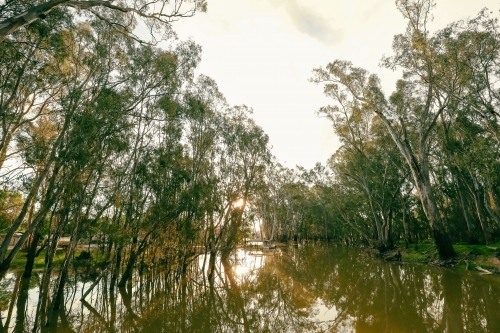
[
  {"left": 396, "top": 240, "right": 500, "bottom": 273},
  {"left": 454, "top": 241, "right": 500, "bottom": 256},
  {"left": 388, "top": 240, "right": 434, "bottom": 264},
  {"left": 8, "top": 248, "right": 85, "bottom": 272}
]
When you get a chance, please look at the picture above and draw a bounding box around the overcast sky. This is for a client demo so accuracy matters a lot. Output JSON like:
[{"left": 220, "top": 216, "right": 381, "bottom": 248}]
[{"left": 174, "top": 0, "right": 499, "bottom": 170}]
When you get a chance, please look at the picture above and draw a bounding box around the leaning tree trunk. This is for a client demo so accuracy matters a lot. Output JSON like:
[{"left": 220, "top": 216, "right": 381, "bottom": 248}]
[
  {"left": 368, "top": 105, "right": 456, "bottom": 259},
  {"left": 401, "top": 196, "right": 414, "bottom": 248},
  {"left": 416, "top": 172, "right": 456, "bottom": 259},
  {"left": 22, "top": 224, "right": 43, "bottom": 279},
  {"left": 467, "top": 175, "right": 493, "bottom": 244},
  {"left": 455, "top": 172, "right": 479, "bottom": 244},
  {"left": 360, "top": 180, "right": 390, "bottom": 251},
  {"left": 49, "top": 221, "right": 81, "bottom": 319},
  {"left": 118, "top": 237, "right": 138, "bottom": 288},
  {"left": 484, "top": 187, "right": 500, "bottom": 228},
  {"left": 110, "top": 245, "right": 122, "bottom": 291},
  {"left": 32, "top": 215, "right": 65, "bottom": 332}
]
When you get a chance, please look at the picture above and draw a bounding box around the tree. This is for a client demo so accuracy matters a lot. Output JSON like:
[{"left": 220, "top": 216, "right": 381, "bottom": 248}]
[
  {"left": 216, "top": 105, "right": 271, "bottom": 259},
  {"left": 316, "top": 88, "right": 410, "bottom": 250},
  {"left": 0, "top": 11, "right": 72, "bottom": 172},
  {"left": 312, "top": 0, "right": 459, "bottom": 259}
]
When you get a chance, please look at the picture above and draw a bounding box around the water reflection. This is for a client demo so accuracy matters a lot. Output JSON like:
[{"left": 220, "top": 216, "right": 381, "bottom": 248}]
[{"left": 1, "top": 244, "right": 500, "bottom": 332}]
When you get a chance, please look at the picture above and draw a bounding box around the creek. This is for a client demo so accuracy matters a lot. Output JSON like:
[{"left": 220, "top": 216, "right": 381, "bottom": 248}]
[{"left": 1, "top": 244, "right": 499, "bottom": 332}]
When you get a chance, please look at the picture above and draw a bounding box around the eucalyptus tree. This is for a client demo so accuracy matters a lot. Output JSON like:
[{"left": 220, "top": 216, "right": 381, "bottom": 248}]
[
  {"left": 318, "top": 87, "right": 410, "bottom": 250},
  {"left": 105, "top": 41, "right": 201, "bottom": 288},
  {"left": 175, "top": 76, "right": 228, "bottom": 280},
  {"left": 35, "top": 118, "right": 127, "bottom": 325},
  {"left": 307, "top": 179, "right": 351, "bottom": 244},
  {"left": 28, "top": 22, "right": 203, "bottom": 328},
  {"left": 177, "top": 77, "right": 271, "bottom": 261},
  {"left": 328, "top": 149, "right": 407, "bottom": 250},
  {"left": 0, "top": 0, "right": 205, "bottom": 169},
  {"left": 291, "top": 167, "right": 341, "bottom": 242},
  {"left": 252, "top": 163, "right": 302, "bottom": 241},
  {"left": 0, "top": 11, "right": 202, "bottom": 279},
  {"left": 17, "top": 115, "right": 59, "bottom": 278},
  {"left": 285, "top": 182, "right": 315, "bottom": 240},
  {"left": 27, "top": 24, "right": 161, "bottom": 328},
  {"left": 252, "top": 163, "right": 339, "bottom": 242},
  {"left": 0, "top": 20, "right": 135, "bottom": 276},
  {"left": 213, "top": 105, "right": 271, "bottom": 259},
  {"left": 435, "top": 103, "right": 499, "bottom": 244},
  {"left": 312, "top": 0, "right": 460, "bottom": 259},
  {"left": 0, "top": 10, "right": 71, "bottom": 172},
  {"left": 46, "top": 78, "right": 135, "bottom": 313},
  {"left": 330, "top": 181, "right": 376, "bottom": 246},
  {"left": 112, "top": 117, "right": 187, "bottom": 288},
  {"left": 430, "top": 10, "right": 500, "bottom": 144},
  {"left": 418, "top": 9, "right": 500, "bottom": 244}
]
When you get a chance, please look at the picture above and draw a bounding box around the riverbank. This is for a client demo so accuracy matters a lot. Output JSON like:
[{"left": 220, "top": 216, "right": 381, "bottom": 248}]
[
  {"left": 8, "top": 248, "right": 101, "bottom": 273},
  {"left": 7, "top": 240, "right": 500, "bottom": 276},
  {"left": 384, "top": 241, "right": 500, "bottom": 274}
]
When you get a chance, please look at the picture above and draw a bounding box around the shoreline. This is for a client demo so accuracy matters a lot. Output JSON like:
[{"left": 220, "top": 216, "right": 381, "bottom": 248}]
[
  {"left": 380, "top": 241, "right": 500, "bottom": 275},
  {"left": 6, "top": 240, "right": 500, "bottom": 277}
]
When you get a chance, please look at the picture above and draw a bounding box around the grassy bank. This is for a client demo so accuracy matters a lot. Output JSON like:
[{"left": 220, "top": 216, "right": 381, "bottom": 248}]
[
  {"left": 391, "top": 240, "right": 500, "bottom": 274},
  {"left": 8, "top": 248, "right": 96, "bottom": 273},
  {"left": 7, "top": 241, "right": 500, "bottom": 276}
]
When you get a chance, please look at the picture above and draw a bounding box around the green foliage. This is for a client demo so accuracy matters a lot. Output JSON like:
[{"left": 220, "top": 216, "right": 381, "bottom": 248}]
[{"left": 0, "top": 190, "right": 22, "bottom": 232}]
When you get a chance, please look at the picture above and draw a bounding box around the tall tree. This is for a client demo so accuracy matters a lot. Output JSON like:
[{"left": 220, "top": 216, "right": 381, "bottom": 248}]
[{"left": 312, "top": 0, "right": 459, "bottom": 259}]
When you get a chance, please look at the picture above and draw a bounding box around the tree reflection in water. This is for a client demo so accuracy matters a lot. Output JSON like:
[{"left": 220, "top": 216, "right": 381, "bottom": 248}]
[{"left": 1, "top": 244, "right": 500, "bottom": 332}]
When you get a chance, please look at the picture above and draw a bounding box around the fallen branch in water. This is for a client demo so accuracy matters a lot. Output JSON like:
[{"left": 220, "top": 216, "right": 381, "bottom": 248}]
[
  {"left": 476, "top": 266, "right": 493, "bottom": 274},
  {"left": 451, "top": 250, "right": 474, "bottom": 268}
]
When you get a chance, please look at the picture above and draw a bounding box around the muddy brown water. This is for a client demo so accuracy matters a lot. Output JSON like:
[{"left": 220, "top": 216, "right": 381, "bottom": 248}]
[{"left": 1, "top": 244, "right": 499, "bottom": 332}]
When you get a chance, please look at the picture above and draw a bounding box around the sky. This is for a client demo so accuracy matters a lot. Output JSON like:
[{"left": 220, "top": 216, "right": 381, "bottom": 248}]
[{"left": 173, "top": 0, "right": 499, "bottom": 170}]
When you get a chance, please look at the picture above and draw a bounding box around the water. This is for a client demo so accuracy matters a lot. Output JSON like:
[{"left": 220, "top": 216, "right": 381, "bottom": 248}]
[{"left": 1, "top": 244, "right": 499, "bottom": 332}]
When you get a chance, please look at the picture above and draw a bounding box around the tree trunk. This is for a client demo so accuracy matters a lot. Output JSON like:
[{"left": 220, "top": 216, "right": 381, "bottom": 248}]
[
  {"left": 3, "top": 272, "right": 21, "bottom": 330},
  {"left": 455, "top": 173, "right": 478, "bottom": 244},
  {"left": 467, "top": 173, "right": 493, "bottom": 244},
  {"left": 22, "top": 226, "right": 42, "bottom": 279},
  {"left": 484, "top": 188, "right": 500, "bottom": 228},
  {"left": 416, "top": 172, "right": 456, "bottom": 259},
  {"left": 51, "top": 268, "right": 68, "bottom": 311},
  {"left": 361, "top": 181, "right": 391, "bottom": 251},
  {"left": 14, "top": 274, "right": 31, "bottom": 333},
  {"left": 117, "top": 235, "right": 151, "bottom": 287},
  {"left": 372, "top": 109, "right": 456, "bottom": 259},
  {"left": 118, "top": 249, "right": 137, "bottom": 288},
  {"left": 402, "top": 197, "right": 413, "bottom": 247},
  {"left": 110, "top": 245, "right": 122, "bottom": 291},
  {"left": 0, "top": 119, "right": 68, "bottom": 265},
  {"left": 32, "top": 217, "right": 64, "bottom": 332}
]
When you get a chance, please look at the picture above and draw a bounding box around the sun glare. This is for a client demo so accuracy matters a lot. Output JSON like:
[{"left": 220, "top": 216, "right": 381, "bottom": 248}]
[{"left": 233, "top": 198, "right": 245, "bottom": 208}]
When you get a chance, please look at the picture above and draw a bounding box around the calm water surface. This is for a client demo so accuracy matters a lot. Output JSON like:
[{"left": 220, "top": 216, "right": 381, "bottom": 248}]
[{"left": 1, "top": 244, "right": 500, "bottom": 332}]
